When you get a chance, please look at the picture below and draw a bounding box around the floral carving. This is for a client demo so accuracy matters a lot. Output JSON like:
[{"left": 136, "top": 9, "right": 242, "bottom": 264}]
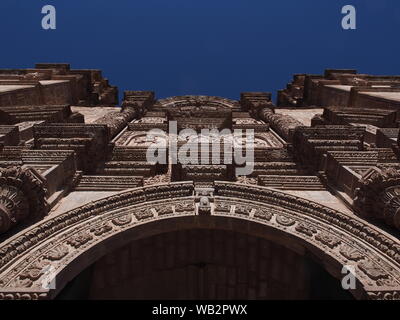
[
  {"left": 90, "top": 222, "right": 113, "bottom": 236},
  {"left": 8, "top": 277, "right": 33, "bottom": 288},
  {"left": 376, "top": 277, "right": 400, "bottom": 287},
  {"left": 133, "top": 208, "right": 154, "bottom": 220},
  {"left": 339, "top": 245, "right": 364, "bottom": 261},
  {"left": 254, "top": 208, "right": 273, "bottom": 221},
  {"left": 315, "top": 232, "right": 341, "bottom": 249},
  {"left": 215, "top": 202, "right": 231, "bottom": 212},
  {"left": 174, "top": 202, "right": 194, "bottom": 213},
  {"left": 235, "top": 205, "right": 252, "bottom": 216},
  {"left": 295, "top": 222, "right": 317, "bottom": 236},
  {"left": 359, "top": 261, "right": 389, "bottom": 281},
  {"left": 19, "top": 260, "right": 48, "bottom": 281},
  {"left": 112, "top": 214, "right": 132, "bottom": 226},
  {"left": 66, "top": 232, "right": 93, "bottom": 248},
  {"left": 156, "top": 205, "right": 173, "bottom": 216}
]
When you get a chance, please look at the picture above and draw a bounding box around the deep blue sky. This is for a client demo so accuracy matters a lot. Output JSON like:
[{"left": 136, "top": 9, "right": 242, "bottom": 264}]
[{"left": 1, "top": 0, "right": 399, "bottom": 103}]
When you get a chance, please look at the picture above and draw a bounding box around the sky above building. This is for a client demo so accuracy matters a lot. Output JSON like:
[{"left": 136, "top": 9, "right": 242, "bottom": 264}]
[{"left": 1, "top": 0, "right": 399, "bottom": 102}]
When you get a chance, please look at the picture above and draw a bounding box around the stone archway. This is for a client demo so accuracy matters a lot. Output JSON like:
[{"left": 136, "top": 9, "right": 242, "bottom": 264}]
[{"left": 0, "top": 182, "right": 399, "bottom": 300}]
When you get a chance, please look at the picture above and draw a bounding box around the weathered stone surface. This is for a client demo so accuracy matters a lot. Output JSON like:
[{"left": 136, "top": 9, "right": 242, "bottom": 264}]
[{"left": 0, "top": 65, "right": 399, "bottom": 300}]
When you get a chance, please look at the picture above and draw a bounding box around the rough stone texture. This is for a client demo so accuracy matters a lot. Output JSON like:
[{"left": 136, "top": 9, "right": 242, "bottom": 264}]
[{"left": 0, "top": 65, "right": 399, "bottom": 300}]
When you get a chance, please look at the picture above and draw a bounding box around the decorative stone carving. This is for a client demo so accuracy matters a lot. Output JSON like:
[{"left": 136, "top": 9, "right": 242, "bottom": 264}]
[
  {"left": 236, "top": 176, "right": 257, "bottom": 185},
  {"left": 295, "top": 222, "right": 318, "bottom": 236},
  {"left": 276, "top": 215, "right": 296, "bottom": 227},
  {"left": 44, "top": 245, "right": 69, "bottom": 261},
  {"left": 253, "top": 208, "right": 273, "bottom": 221},
  {"left": 315, "top": 232, "right": 341, "bottom": 249},
  {"left": 215, "top": 201, "right": 231, "bottom": 213},
  {"left": 198, "top": 197, "right": 211, "bottom": 215},
  {"left": 111, "top": 214, "right": 132, "bottom": 226},
  {"left": 155, "top": 205, "right": 173, "bottom": 216},
  {"left": 359, "top": 261, "right": 389, "bottom": 281},
  {"left": 175, "top": 202, "right": 195, "bottom": 213},
  {"left": 133, "top": 208, "right": 154, "bottom": 220},
  {"left": 90, "top": 222, "right": 113, "bottom": 236},
  {"left": 0, "top": 183, "right": 399, "bottom": 300},
  {"left": 1, "top": 65, "right": 400, "bottom": 300},
  {"left": 66, "top": 231, "right": 93, "bottom": 248},
  {"left": 354, "top": 168, "right": 400, "bottom": 230},
  {"left": 339, "top": 245, "right": 364, "bottom": 261},
  {"left": 19, "top": 260, "right": 49, "bottom": 281},
  {"left": 0, "top": 166, "right": 48, "bottom": 234}
]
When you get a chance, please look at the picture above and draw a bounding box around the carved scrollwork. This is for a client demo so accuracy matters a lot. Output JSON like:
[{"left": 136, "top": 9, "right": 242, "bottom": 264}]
[
  {"left": 155, "top": 205, "right": 173, "bottom": 216},
  {"left": 174, "top": 202, "right": 194, "bottom": 213},
  {"left": 90, "top": 222, "right": 113, "bottom": 236}
]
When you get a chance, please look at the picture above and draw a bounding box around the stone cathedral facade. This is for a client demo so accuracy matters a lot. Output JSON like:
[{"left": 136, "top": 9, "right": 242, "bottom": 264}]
[{"left": 0, "top": 64, "right": 399, "bottom": 300}]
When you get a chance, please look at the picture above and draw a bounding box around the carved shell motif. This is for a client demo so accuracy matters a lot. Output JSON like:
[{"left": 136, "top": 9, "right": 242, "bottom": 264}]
[{"left": 44, "top": 245, "right": 69, "bottom": 261}]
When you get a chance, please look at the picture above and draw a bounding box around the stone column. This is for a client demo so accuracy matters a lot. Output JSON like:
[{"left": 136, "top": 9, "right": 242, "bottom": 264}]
[
  {"left": 240, "top": 92, "right": 303, "bottom": 141},
  {"left": 94, "top": 91, "right": 155, "bottom": 138}
]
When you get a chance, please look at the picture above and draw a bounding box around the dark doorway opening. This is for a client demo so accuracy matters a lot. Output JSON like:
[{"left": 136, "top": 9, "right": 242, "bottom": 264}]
[{"left": 56, "top": 229, "right": 353, "bottom": 300}]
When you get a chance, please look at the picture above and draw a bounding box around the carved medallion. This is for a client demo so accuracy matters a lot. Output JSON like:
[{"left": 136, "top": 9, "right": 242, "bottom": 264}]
[
  {"left": 276, "top": 215, "right": 295, "bottom": 226},
  {"left": 112, "top": 214, "right": 132, "bottom": 226}
]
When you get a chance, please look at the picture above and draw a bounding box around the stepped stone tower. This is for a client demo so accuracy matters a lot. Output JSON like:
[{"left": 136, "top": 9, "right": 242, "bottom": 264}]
[{"left": 0, "top": 64, "right": 399, "bottom": 300}]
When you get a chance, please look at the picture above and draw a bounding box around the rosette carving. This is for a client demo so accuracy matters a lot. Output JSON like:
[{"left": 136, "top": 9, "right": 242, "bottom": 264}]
[
  {"left": 0, "top": 167, "right": 48, "bottom": 234},
  {"left": 353, "top": 168, "right": 400, "bottom": 230}
]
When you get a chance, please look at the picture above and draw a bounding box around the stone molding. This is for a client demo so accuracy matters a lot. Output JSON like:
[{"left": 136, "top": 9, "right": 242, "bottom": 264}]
[{"left": 0, "top": 182, "right": 399, "bottom": 300}]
